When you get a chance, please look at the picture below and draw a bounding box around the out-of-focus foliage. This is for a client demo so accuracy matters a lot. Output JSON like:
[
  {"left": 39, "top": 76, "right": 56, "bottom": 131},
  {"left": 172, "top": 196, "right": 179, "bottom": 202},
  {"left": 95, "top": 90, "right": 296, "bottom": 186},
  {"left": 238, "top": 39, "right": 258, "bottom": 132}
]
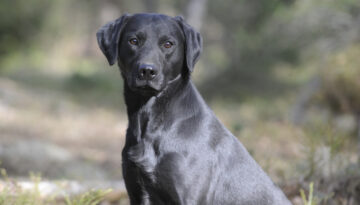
[
  {"left": 201, "top": 0, "right": 360, "bottom": 101},
  {"left": 1, "top": 0, "right": 360, "bottom": 204},
  {"left": 318, "top": 45, "right": 360, "bottom": 114},
  {"left": 0, "top": 0, "right": 51, "bottom": 58}
]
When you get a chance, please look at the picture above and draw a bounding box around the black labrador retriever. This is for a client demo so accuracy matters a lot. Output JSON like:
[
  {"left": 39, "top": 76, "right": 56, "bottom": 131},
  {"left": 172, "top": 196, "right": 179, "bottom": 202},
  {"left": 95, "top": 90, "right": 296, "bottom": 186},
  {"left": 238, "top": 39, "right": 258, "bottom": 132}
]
[{"left": 97, "top": 13, "right": 291, "bottom": 205}]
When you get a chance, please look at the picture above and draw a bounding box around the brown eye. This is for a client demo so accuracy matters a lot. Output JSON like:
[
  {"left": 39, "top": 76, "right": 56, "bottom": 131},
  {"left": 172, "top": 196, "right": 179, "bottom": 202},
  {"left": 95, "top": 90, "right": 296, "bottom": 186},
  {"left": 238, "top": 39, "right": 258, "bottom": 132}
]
[
  {"left": 129, "top": 38, "right": 138, "bottom": 45},
  {"left": 164, "top": 41, "right": 173, "bottom": 48}
]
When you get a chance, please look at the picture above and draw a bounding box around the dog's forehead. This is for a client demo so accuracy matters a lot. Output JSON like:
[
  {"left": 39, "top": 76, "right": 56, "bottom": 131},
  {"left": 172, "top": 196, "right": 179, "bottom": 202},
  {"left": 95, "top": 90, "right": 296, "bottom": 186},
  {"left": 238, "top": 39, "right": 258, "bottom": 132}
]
[{"left": 125, "top": 14, "right": 183, "bottom": 37}]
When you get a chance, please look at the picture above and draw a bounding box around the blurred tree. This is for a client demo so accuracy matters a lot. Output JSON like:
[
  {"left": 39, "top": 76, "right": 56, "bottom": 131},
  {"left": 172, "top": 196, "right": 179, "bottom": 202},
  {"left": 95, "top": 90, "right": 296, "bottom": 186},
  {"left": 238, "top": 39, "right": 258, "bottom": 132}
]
[
  {"left": 317, "top": 45, "right": 360, "bottom": 159},
  {"left": 185, "top": 0, "right": 207, "bottom": 30},
  {"left": 199, "top": 0, "right": 296, "bottom": 101},
  {"left": 0, "top": 0, "right": 50, "bottom": 60},
  {"left": 143, "top": 0, "right": 158, "bottom": 12},
  {"left": 199, "top": 0, "right": 360, "bottom": 103}
]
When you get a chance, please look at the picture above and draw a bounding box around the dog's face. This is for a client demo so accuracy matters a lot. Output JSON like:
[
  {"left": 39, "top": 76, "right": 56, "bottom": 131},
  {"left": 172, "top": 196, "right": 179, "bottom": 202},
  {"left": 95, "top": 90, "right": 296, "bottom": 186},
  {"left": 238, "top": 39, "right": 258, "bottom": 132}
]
[
  {"left": 118, "top": 14, "right": 185, "bottom": 94},
  {"left": 97, "top": 13, "right": 202, "bottom": 96}
]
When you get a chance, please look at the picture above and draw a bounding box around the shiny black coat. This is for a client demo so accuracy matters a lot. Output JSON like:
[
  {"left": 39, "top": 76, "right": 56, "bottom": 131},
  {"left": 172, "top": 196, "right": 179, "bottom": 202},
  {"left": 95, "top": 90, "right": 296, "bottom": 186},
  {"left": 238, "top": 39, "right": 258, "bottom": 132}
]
[{"left": 97, "top": 13, "right": 291, "bottom": 205}]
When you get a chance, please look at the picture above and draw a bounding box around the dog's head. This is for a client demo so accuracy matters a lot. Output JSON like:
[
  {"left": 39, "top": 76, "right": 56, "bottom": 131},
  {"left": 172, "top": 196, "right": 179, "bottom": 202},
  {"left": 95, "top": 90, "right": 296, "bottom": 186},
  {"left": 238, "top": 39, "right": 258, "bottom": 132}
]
[{"left": 96, "top": 13, "right": 202, "bottom": 96}]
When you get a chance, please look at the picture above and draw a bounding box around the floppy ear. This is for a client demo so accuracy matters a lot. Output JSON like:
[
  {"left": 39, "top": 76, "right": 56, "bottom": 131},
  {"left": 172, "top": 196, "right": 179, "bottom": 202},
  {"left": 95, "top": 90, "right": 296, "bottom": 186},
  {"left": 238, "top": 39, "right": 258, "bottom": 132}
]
[
  {"left": 96, "top": 14, "right": 130, "bottom": 66},
  {"left": 174, "top": 16, "right": 203, "bottom": 73}
]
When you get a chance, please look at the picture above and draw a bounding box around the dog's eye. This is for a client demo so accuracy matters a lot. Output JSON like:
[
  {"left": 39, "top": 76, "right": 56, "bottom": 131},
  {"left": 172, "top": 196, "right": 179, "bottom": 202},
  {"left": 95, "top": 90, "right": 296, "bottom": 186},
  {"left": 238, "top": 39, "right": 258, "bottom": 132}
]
[
  {"left": 129, "top": 38, "right": 138, "bottom": 45},
  {"left": 164, "top": 41, "right": 173, "bottom": 49}
]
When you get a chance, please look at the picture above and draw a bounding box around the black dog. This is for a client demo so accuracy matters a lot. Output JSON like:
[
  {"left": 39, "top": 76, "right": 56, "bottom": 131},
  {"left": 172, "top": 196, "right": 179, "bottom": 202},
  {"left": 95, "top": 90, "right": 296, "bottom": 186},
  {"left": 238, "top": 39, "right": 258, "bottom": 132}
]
[{"left": 97, "top": 13, "right": 291, "bottom": 205}]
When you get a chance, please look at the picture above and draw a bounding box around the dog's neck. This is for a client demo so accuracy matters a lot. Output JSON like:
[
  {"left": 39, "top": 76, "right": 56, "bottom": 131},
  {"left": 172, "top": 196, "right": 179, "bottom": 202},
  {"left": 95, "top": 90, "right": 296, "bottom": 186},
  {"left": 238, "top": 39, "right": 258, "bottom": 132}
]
[
  {"left": 123, "top": 74, "right": 189, "bottom": 115},
  {"left": 123, "top": 74, "right": 204, "bottom": 144}
]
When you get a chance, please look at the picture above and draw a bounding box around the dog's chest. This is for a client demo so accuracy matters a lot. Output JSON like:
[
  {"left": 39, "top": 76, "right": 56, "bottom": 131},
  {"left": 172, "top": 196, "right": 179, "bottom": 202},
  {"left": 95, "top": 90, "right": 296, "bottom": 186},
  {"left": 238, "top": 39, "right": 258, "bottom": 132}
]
[
  {"left": 126, "top": 130, "right": 184, "bottom": 185},
  {"left": 127, "top": 136, "right": 158, "bottom": 180},
  {"left": 126, "top": 112, "right": 164, "bottom": 182},
  {"left": 125, "top": 105, "right": 186, "bottom": 186}
]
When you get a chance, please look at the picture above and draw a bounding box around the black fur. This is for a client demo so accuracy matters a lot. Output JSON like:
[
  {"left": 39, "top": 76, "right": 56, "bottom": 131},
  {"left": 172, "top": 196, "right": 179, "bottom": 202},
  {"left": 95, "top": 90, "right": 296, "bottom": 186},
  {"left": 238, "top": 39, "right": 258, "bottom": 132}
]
[{"left": 97, "top": 13, "right": 291, "bottom": 205}]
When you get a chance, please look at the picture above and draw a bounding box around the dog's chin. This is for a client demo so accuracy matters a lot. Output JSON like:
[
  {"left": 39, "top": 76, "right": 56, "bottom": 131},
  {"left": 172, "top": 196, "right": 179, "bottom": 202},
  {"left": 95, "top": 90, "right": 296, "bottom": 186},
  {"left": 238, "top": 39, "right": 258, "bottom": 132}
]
[{"left": 131, "top": 84, "right": 161, "bottom": 96}]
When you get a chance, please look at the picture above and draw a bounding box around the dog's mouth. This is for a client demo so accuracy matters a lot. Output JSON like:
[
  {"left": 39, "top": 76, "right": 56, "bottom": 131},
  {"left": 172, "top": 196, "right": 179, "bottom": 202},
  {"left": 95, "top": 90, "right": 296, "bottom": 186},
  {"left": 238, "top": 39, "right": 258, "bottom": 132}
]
[
  {"left": 132, "top": 82, "right": 161, "bottom": 95},
  {"left": 126, "top": 74, "right": 164, "bottom": 96},
  {"left": 137, "top": 85, "right": 158, "bottom": 91}
]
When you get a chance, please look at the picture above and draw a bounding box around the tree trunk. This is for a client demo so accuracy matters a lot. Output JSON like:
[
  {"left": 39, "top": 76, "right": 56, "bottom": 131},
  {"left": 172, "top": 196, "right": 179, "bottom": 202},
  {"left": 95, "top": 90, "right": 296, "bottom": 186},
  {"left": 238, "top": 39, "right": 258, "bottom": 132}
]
[
  {"left": 143, "top": 0, "right": 158, "bottom": 13},
  {"left": 185, "top": 0, "right": 207, "bottom": 31},
  {"left": 357, "top": 113, "right": 360, "bottom": 164},
  {"left": 290, "top": 76, "right": 321, "bottom": 125}
]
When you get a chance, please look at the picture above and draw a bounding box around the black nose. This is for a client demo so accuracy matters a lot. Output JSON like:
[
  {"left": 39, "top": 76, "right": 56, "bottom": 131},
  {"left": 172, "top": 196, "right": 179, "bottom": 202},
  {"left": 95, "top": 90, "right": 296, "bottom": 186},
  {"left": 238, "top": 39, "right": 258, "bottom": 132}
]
[{"left": 138, "top": 64, "right": 158, "bottom": 80}]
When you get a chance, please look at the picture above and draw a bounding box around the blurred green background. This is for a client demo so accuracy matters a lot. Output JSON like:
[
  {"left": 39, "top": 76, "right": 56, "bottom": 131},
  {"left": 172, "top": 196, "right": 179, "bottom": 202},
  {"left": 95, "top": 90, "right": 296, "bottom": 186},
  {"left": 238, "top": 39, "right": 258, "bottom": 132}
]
[{"left": 1, "top": 0, "right": 360, "bottom": 204}]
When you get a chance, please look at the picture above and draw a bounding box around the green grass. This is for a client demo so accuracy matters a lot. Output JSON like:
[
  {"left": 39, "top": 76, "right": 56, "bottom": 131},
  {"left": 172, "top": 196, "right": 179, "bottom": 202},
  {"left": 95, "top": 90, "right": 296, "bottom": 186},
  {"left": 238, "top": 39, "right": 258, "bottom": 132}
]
[
  {"left": 300, "top": 182, "right": 317, "bottom": 205},
  {"left": 0, "top": 165, "right": 112, "bottom": 205},
  {"left": 64, "top": 189, "right": 112, "bottom": 205},
  {"left": 0, "top": 188, "right": 111, "bottom": 205},
  {"left": 0, "top": 183, "right": 111, "bottom": 205}
]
